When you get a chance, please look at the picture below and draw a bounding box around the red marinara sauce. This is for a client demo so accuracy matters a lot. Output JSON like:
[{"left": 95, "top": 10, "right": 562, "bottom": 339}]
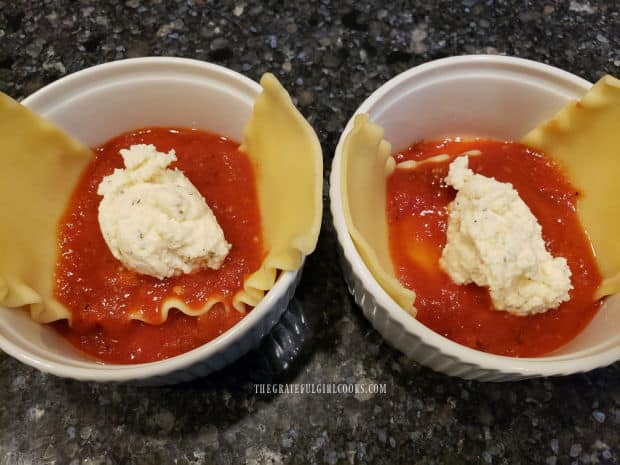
[
  {"left": 387, "top": 138, "right": 603, "bottom": 357},
  {"left": 53, "top": 127, "right": 264, "bottom": 363}
]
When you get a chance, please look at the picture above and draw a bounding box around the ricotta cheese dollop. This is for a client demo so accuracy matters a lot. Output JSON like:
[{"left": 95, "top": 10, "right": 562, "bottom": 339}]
[
  {"left": 97, "top": 144, "right": 231, "bottom": 279},
  {"left": 439, "top": 156, "right": 573, "bottom": 316}
]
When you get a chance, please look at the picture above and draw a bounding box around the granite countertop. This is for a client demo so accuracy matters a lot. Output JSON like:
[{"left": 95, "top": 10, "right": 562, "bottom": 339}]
[{"left": 1, "top": 1, "right": 619, "bottom": 464}]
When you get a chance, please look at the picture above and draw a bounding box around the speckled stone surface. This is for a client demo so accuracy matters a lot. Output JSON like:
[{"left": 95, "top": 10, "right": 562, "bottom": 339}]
[{"left": 1, "top": 1, "right": 619, "bottom": 464}]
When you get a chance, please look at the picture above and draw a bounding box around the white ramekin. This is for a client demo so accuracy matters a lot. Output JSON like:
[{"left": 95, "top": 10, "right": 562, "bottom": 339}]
[
  {"left": 330, "top": 55, "right": 620, "bottom": 381},
  {"left": 0, "top": 57, "right": 304, "bottom": 384}
]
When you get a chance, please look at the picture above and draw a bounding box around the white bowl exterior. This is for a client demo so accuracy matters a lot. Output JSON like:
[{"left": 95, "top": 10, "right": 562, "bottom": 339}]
[
  {"left": 330, "top": 55, "right": 620, "bottom": 381},
  {"left": 0, "top": 57, "right": 303, "bottom": 384}
]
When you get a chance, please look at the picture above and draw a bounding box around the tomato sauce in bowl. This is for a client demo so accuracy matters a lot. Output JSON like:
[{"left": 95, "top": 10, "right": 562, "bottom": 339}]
[
  {"left": 386, "top": 138, "right": 602, "bottom": 357},
  {"left": 53, "top": 127, "right": 264, "bottom": 364}
]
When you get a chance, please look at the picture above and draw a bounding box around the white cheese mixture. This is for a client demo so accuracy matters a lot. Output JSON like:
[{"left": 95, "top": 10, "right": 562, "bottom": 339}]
[
  {"left": 439, "top": 156, "right": 573, "bottom": 315},
  {"left": 97, "top": 144, "right": 231, "bottom": 279}
]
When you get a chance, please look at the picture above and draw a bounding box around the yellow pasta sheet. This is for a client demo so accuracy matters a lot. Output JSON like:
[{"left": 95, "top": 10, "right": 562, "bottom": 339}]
[
  {"left": 340, "top": 114, "right": 416, "bottom": 314},
  {"left": 522, "top": 75, "right": 620, "bottom": 298},
  {"left": 0, "top": 92, "right": 93, "bottom": 323},
  {"left": 234, "top": 73, "right": 323, "bottom": 311}
]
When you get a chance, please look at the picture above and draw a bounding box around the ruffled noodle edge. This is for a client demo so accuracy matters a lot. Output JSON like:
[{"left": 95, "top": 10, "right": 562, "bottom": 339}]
[{"left": 340, "top": 114, "right": 416, "bottom": 315}]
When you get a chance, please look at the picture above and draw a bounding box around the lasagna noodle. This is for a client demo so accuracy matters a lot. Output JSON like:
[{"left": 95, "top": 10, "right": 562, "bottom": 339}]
[
  {"left": 129, "top": 296, "right": 228, "bottom": 324},
  {"left": 340, "top": 114, "right": 416, "bottom": 314},
  {"left": 0, "top": 92, "right": 93, "bottom": 323},
  {"left": 522, "top": 75, "right": 620, "bottom": 298},
  {"left": 232, "top": 73, "right": 323, "bottom": 311}
]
